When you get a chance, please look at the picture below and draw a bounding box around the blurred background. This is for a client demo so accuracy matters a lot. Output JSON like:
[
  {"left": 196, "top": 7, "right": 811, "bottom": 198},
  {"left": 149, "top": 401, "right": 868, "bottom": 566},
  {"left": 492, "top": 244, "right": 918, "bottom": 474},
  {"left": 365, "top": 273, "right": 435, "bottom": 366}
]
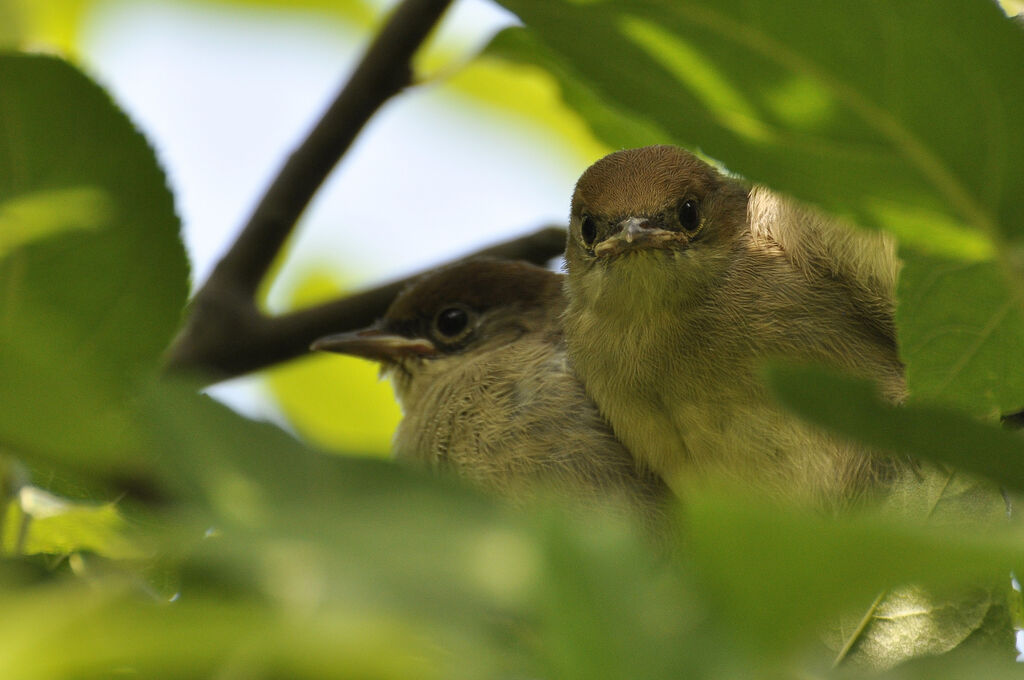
[{"left": 13, "top": 0, "right": 611, "bottom": 456}]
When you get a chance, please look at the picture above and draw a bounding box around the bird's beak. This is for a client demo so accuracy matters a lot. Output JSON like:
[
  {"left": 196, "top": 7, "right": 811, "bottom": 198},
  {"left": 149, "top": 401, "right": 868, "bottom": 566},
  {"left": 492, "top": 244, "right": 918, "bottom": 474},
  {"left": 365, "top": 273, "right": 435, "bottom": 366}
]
[
  {"left": 311, "top": 328, "right": 438, "bottom": 362},
  {"left": 594, "top": 216, "right": 682, "bottom": 258}
]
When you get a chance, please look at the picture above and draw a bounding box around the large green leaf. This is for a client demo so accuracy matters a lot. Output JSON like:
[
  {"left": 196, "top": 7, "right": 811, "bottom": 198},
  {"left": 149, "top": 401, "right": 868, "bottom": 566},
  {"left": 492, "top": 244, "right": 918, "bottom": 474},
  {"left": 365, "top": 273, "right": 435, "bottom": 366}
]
[
  {"left": 138, "top": 383, "right": 702, "bottom": 679},
  {"left": 897, "top": 248, "right": 1024, "bottom": 416},
  {"left": 494, "top": 0, "right": 1024, "bottom": 248},
  {"left": 485, "top": 27, "right": 670, "bottom": 153},
  {"left": 0, "top": 53, "right": 188, "bottom": 476},
  {"left": 0, "top": 577, "right": 467, "bottom": 680},
  {"left": 138, "top": 383, "right": 542, "bottom": 671}
]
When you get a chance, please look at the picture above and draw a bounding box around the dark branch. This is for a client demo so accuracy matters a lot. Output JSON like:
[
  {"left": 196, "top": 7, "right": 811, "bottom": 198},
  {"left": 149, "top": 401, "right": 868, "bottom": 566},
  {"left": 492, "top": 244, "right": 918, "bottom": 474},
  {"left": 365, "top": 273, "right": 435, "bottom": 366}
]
[
  {"left": 166, "top": 0, "right": 457, "bottom": 380},
  {"left": 201, "top": 0, "right": 450, "bottom": 299},
  {"left": 206, "top": 0, "right": 454, "bottom": 298},
  {"left": 167, "top": 226, "right": 567, "bottom": 382}
]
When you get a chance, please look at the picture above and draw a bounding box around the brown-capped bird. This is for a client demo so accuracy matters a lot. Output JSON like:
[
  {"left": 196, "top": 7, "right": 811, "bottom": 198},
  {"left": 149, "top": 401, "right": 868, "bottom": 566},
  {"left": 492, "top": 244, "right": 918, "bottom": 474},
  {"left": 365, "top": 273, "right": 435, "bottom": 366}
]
[
  {"left": 312, "top": 258, "right": 671, "bottom": 523},
  {"left": 563, "top": 145, "right": 906, "bottom": 509}
]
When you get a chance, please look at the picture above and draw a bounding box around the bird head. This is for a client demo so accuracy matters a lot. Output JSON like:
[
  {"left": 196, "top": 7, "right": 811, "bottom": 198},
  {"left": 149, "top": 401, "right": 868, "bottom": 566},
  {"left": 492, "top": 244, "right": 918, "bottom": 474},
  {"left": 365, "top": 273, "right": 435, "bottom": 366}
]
[
  {"left": 311, "top": 258, "right": 563, "bottom": 400},
  {"left": 565, "top": 146, "right": 749, "bottom": 303}
]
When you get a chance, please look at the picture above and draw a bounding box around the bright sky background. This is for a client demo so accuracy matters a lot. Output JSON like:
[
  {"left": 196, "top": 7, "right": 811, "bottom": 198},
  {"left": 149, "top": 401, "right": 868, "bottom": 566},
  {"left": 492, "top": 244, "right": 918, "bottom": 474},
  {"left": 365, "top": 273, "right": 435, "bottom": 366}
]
[{"left": 76, "top": 0, "right": 587, "bottom": 421}]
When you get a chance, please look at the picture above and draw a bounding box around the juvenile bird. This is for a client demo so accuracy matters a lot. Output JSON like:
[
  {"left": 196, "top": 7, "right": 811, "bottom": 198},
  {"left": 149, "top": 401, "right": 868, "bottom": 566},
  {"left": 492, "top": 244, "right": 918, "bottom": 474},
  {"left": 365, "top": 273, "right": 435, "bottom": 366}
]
[
  {"left": 312, "top": 258, "right": 671, "bottom": 523},
  {"left": 563, "top": 146, "right": 905, "bottom": 508}
]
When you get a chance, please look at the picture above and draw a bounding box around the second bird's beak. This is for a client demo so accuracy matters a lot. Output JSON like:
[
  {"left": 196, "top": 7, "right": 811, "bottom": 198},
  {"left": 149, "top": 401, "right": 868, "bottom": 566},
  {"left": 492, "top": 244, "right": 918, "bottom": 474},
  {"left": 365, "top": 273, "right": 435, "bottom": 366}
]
[
  {"left": 311, "top": 328, "right": 438, "bottom": 362},
  {"left": 594, "top": 216, "right": 681, "bottom": 258}
]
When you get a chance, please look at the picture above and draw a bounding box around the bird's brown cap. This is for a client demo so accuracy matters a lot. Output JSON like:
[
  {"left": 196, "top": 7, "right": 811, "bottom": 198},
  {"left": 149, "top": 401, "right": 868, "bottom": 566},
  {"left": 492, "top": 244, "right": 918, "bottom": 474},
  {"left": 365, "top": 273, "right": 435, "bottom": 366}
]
[
  {"left": 313, "top": 258, "right": 562, "bottom": 361},
  {"left": 571, "top": 145, "right": 731, "bottom": 220}
]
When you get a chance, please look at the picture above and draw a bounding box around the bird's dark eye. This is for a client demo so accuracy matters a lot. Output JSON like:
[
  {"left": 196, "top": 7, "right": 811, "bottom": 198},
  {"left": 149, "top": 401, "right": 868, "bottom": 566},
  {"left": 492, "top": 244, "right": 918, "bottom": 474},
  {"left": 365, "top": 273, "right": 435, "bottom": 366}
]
[
  {"left": 434, "top": 306, "right": 470, "bottom": 339},
  {"left": 580, "top": 215, "right": 598, "bottom": 246},
  {"left": 678, "top": 199, "right": 700, "bottom": 232}
]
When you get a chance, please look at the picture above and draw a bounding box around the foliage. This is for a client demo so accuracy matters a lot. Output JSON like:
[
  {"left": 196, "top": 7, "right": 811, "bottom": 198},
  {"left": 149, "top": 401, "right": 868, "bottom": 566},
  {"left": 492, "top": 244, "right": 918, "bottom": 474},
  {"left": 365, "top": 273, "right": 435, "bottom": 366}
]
[{"left": 1, "top": 0, "right": 1023, "bottom": 678}]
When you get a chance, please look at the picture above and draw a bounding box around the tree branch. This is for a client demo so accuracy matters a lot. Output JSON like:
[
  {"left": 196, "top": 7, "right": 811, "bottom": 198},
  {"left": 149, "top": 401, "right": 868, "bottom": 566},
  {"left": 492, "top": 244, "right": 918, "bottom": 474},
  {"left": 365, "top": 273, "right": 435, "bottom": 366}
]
[
  {"left": 166, "top": 0, "right": 461, "bottom": 380},
  {"left": 167, "top": 226, "right": 567, "bottom": 382},
  {"left": 211, "top": 0, "right": 455, "bottom": 297}
]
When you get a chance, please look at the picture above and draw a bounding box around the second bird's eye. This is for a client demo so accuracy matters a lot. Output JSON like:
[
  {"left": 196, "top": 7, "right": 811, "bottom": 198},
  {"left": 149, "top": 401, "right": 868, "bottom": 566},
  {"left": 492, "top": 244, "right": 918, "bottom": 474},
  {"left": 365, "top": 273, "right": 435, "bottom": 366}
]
[
  {"left": 580, "top": 215, "right": 598, "bottom": 246},
  {"left": 434, "top": 307, "right": 470, "bottom": 338},
  {"left": 679, "top": 199, "right": 700, "bottom": 232}
]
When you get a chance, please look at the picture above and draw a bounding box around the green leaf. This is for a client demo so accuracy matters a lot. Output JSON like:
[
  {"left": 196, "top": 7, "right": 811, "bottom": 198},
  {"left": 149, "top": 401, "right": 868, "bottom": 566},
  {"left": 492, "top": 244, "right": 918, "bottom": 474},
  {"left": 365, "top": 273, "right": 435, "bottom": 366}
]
[
  {"left": 140, "top": 382, "right": 540, "bottom": 641},
  {"left": 495, "top": 0, "right": 1024, "bottom": 250},
  {"left": 484, "top": 27, "right": 670, "bottom": 153},
  {"left": 765, "top": 364, "right": 1024, "bottom": 493},
  {"left": 138, "top": 382, "right": 708, "bottom": 679},
  {"left": 528, "top": 512, "right": 700, "bottom": 680},
  {"left": 825, "top": 585, "right": 997, "bottom": 671},
  {"left": 880, "top": 464, "right": 1008, "bottom": 528},
  {"left": 0, "top": 52, "right": 188, "bottom": 476},
  {"left": 0, "top": 578, "right": 461, "bottom": 680},
  {"left": 0, "top": 186, "right": 111, "bottom": 259},
  {"left": 897, "top": 248, "right": 1024, "bottom": 417},
  {"left": 828, "top": 466, "right": 1010, "bottom": 670},
  {"left": 2, "top": 486, "right": 145, "bottom": 559},
  {"left": 684, "top": 488, "right": 1023, "bottom": 659}
]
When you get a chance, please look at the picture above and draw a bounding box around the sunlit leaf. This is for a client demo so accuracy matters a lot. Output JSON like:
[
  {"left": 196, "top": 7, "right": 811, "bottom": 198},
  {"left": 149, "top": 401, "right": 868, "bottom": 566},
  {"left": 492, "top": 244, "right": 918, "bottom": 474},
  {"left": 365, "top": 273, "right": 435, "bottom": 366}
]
[
  {"left": 827, "top": 464, "right": 1010, "bottom": 670},
  {"left": 0, "top": 187, "right": 112, "bottom": 259},
  {"left": 0, "top": 1, "right": 24, "bottom": 46},
  {"left": 1, "top": 486, "right": 146, "bottom": 560},
  {"left": 480, "top": 28, "right": 656, "bottom": 162},
  {"left": 825, "top": 585, "right": 999, "bottom": 671}
]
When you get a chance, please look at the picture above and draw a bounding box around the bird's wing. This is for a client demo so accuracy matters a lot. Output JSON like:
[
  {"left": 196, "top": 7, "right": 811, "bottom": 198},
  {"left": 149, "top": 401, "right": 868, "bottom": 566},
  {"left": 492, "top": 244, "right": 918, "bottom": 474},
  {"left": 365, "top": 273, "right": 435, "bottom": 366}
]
[{"left": 747, "top": 186, "right": 899, "bottom": 305}]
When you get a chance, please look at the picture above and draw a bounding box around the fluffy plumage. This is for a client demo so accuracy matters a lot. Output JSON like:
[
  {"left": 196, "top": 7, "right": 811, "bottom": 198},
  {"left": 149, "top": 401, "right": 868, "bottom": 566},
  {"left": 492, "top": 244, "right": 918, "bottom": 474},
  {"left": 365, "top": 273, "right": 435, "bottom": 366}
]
[
  {"left": 314, "top": 258, "right": 671, "bottom": 523},
  {"left": 563, "top": 146, "right": 905, "bottom": 509}
]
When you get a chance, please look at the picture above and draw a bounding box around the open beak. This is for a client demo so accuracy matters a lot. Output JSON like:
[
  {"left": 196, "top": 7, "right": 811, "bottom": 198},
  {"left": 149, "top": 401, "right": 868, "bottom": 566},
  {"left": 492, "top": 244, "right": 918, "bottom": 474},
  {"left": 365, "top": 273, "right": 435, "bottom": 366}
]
[
  {"left": 594, "top": 217, "right": 683, "bottom": 258},
  {"left": 311, "top": 328, "right": 438, "bottom": 362}
]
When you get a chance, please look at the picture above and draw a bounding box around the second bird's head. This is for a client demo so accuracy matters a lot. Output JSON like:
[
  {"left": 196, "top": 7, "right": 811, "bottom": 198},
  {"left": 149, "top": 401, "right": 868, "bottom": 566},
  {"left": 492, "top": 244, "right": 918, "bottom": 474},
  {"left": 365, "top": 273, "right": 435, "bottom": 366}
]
[{"left": 311, "top": 258, "right": 562, "bottom": 401}]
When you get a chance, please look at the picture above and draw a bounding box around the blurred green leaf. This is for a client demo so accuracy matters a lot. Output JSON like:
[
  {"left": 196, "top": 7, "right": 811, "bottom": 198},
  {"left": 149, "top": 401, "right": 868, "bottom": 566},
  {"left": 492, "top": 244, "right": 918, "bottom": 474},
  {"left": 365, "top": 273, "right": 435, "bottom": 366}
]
[
  {"left": 1, "top": 0, "right": 376, "bottom": 55},
  {"left": 0, "top": 186, "right": 111, "bottom": 259},
  {"left": 137, "top": 381, "right": 543, "bottom": 673},
  {"left": 529, "top": 512, "right": 701, "bottom": 680},
  {"left": 0, "top": 0, "right": 24, "bottom": 46},
  {"left": 0, "top": 578, "right": 458, "bottom": 680},
  {"left": 765, "top": 364, "right": 1024, "bottom": 493},
  {"left": 897, "top": 248, "right": 1024, "bottom": 417},
  {"left": 0, "top": 52, "right": 188, "bottom": 477},
  {"left": 1, "top": 486, "right": 145, "bottom": 560},
  {"left": 683, "top": 488, "right": 1023, "bottom": 659}
]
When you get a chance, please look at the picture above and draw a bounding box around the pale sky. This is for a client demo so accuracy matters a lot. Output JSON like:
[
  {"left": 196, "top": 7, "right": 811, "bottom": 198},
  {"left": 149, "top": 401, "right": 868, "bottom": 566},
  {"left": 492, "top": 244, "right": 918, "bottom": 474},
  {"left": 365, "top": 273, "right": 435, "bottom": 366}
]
[{"left": 78, "top": 0, "right": 584, "bottom": 420}]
